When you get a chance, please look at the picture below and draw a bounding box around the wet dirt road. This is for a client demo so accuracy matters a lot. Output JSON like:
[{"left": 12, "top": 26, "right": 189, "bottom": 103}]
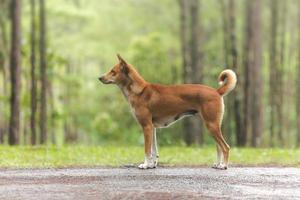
[{"left": 0, "top": 167, "right": 299, "bottom": 199}]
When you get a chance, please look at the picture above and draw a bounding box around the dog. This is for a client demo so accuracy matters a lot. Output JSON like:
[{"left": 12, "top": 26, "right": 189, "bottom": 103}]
[{"left": 99, "top": 54, "right": 237, "bottom": 170}]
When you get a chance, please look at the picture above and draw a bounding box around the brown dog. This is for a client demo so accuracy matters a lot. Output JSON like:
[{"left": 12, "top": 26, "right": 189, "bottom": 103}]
[{"left": 99, "top": 54, "right": 237, "bottom": 170}]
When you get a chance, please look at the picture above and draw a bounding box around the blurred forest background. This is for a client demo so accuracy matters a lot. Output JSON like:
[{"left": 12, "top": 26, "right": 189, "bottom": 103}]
[{"left": 0, "top": 0, "right": 299, "bottom": 148}]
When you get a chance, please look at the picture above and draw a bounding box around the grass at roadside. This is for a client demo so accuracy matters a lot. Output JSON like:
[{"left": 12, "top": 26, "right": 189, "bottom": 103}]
[{"left": 0, "top": 146, "right": 299, "bottom": 168}]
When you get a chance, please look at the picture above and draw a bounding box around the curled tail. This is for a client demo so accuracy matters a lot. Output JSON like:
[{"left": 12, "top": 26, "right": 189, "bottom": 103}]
[{"left": 217, "top": 69, "right": 237, "bottom": 96}]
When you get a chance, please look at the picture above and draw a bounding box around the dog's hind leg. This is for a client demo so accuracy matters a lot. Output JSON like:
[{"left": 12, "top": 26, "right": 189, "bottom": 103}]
[
  {"left": 200, "top": 99, "right": 230, "bottom": 169},
  {"left": 217, "top": 133, "right": 230, "bottom": 168},
  {"left": 151, "top": 128, "right": 159, "bottom": 167},
  {"left": 212, "top": 144, "right": 223, "bottom": 169},
  {"left": 206, "top": 123, "right": 230, "bottom": 170}
]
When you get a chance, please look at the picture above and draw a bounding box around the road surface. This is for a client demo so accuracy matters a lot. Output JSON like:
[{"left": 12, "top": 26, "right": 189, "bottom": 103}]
[{"left": 0, "top": 167, "right": 299, "bottom": 199}]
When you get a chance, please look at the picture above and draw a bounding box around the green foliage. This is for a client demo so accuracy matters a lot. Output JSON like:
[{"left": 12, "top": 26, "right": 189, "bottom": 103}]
[
  {"left": 0, "top": 0, "right": 299, "bottom": 146},
  {"left": 129, "top": 32, "right": 181, "bottom": 83}
]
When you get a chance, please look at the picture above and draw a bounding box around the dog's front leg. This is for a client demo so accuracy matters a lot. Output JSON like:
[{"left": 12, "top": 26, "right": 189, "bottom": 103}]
[
  {"left": 151, "top": 128, "right": 159, "bottom": 167},
  {"left": 138, "top": 124, "right": 156, "bottom": 169}
]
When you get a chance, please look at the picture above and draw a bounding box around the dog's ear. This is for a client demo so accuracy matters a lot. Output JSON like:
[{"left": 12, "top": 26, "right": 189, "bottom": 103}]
[
  {"left": 117, "top": 54, "right": 127, "bottom": 65},
  {"left": 117, "top": 54, "right": 129, "bottom": 74}
]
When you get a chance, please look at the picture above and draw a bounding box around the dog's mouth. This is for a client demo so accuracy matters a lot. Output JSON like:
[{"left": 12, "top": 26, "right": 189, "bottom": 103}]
[{"left": 98, "top": 77, "right": 113, "bottom": 84}]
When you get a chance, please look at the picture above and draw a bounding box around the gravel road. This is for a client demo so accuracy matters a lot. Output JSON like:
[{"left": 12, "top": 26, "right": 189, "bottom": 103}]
[{"left": 0, "top": 167, "right": 299, "bottom": 199}]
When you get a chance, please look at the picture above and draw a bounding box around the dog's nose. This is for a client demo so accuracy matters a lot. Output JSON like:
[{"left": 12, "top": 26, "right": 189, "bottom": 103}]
[{"left": 98, "top": 76, "right": 104, "bottom": 82}]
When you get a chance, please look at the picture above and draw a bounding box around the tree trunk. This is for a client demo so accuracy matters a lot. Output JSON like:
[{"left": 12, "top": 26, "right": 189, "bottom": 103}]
[
  {"left": 296, "top": 2, "right": 300, "bottom": 147},
  {"left": 179, "top": 0, "right": 204, "bottom": 146},
  {"left": 30, "top": 0, "right": 37, "bottom": 145},
  {"left": 220, "top": 0, "right": 244, "bottom": 146},
  {"left": 268, "top": 0, "right": 287, "bottom": 147},
  {"left": 63, "top": 64, "right": 72, "bottom": 143},
  {"left": 0, "top": 0, "right": 9, "bottom": 143},
  {"left": 179, "top": 0, "right": 192, "bottom": 145},
  {"left": 220, "top": 0, "right": 229, "bottom": 68},
  {"left": 39, "top": 0, "right": 47, "bottom": 144},
  {"left": 250, "top": 0, "right": 263, "bottom": 147},
  {"left": 8, "top": 0, "right": 21, "bottom": 145},
  {"left": 189, "top": 0, "right": 203, "bottom": 145},
  {"left": 269, "top": 0, "right": 279, "bottom": 147},
  {"left": 243, "top": 0, "right": 263, "bottom": 147},
  {"left": 179, "top": 0, "right": 190, "bottom": 83},
  {"left": 228, "top": 0, "right": 244, "bottom": 146},
  {"left": 47, "top": 78, "right": 56, "bottom": 144},
  {"left": 220, "top": 0, "right": 233, "bottom": 145},
  {"left": 63, "top": 61, "right": 78, "bottom": 143},
  {"left": 276, "top": 0, "right": 286, "bottom": 146},
  {"left": 243, "top": 7, "right": 251, "bottom": 147}
]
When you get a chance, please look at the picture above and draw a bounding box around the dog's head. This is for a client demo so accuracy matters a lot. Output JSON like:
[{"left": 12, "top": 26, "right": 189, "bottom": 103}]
[{"left": 99, "top": 54, "right": 130, "bottom": 85}]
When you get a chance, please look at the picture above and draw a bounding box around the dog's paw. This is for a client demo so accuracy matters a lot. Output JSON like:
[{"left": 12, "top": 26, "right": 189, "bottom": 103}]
[
  {"left": 212, "top": 163, "right": 219, "bottom": 169},
  {"left": 138, "top": 157, "right": 156, "bottom": 169},
  {"left": 138, "top": 162, "right": 155, "bottom": 169},
  {"left": 212, "top": 163, "right": 228, "bottom": 170}
]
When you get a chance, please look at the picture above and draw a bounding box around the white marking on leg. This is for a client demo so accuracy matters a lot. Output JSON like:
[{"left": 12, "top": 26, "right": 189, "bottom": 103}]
[
  {"left": 217, "top": 144, "right": 223, "bottom": 164},
  {"left": 151, "top": 129, "right": 159, "bottom": 167},
  {"left": 219, "top": 98, "right": 225, "bottom": 127},
  {"left": 213, "top": 144, "right": 224, "bottom": 168},
  {"left": 138, "top": 155, "right": 155, "bottom": 169}
]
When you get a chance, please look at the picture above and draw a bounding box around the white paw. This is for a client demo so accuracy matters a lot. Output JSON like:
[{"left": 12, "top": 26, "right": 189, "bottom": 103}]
[
  {"left": 138, "top": 163, "right": 155, "bottom": 169},
  {"left": 212, "top": 163, "right": 219, "bottom": 169},
  {"left": 138, "top": 157, "right": 156, "bottom": 169},
  {"left": 212, "top": 163, "right": 228, "bottom": 170}
]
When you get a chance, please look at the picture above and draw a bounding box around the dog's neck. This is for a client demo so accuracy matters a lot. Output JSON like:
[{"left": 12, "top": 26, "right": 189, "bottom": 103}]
[{"left": 118, "top": 66, "right": 147, "bottom": 98}]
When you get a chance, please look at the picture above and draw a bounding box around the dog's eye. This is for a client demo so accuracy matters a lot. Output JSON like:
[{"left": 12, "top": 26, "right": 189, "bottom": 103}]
[{"left": 110, "top": 70, "right": 116, "bottom": 76}]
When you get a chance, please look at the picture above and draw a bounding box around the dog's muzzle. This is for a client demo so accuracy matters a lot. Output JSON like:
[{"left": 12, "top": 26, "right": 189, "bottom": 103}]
[{"left": 98, "top": 76, "right": 112, "bottom": 84}]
